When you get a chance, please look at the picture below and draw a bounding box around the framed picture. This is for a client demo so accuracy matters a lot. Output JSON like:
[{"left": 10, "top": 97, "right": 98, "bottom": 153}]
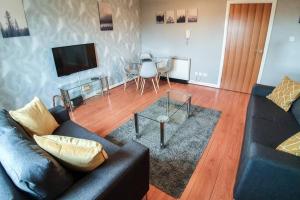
[
  {"left": 98, "top": 1, "right": 113, "bottom": 31},
  {"left": 166, "top": 10, "right": 175, "bottom": 24},
  {"left": 187, "top": 8, "right": 198, "bottom": 23},
  {"left": 0, "top": 0, "right": 30, "bottom": 38},
  {"left": 176, "top": 9, "right": 186, "bottom": 23},
  {"left": 156, "top": 11, "right": 165, "bottom": 24}
]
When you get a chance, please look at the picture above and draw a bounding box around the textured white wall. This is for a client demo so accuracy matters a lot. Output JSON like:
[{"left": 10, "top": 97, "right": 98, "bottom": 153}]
[
  {"left": 260, "top": 0, "right": 300, "bottom": 86},
  {"left": 0, "top": 0, "right": 141, "bottom": 109},
  {"left": 141, "top": 0, "right": 226, "bottom": 85},
  {"left": 140, "top": 0, "right": 300, "bottom": 87}
]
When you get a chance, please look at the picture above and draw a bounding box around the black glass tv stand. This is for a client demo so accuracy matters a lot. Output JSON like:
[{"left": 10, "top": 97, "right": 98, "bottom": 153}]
[{"left": 59, "top": 75, "right": 109, "bottom": 111}]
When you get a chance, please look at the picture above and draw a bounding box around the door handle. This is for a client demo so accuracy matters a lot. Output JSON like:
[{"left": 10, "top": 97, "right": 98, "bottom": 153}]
[{"left": 255, "top": 49, "right": 264, "bottom": 54}]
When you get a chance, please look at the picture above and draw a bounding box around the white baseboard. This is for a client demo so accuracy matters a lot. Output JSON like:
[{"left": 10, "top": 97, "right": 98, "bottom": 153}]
[
  {"left": 109, "top": 81, "right": 125, "bottom": 89},
  {"left": 188, "top": 80, "right": 219, "bottom": 88},
  {"left": 109, "top": 79, "right": 219, "bottom": 91},
  {"left": 103, "top": 78, "right": 135, "bottom": 91}
]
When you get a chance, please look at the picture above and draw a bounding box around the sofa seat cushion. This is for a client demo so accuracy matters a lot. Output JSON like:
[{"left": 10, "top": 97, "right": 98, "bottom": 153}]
[
  {"left": 0, "top": 109, "right": 73, "bottom": 199},
  {"left": 247, "top": 96, "right": 300, "bottom": 148},
  {"left": 58, "top": 141, "right": 149, "bottom": 200},
  {"left": 54, "top": 120, "right": 119, "bottom": 156}
]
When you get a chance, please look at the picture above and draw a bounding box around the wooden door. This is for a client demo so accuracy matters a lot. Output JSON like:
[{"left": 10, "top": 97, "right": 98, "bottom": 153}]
[{"left": 221, "top": 3, "right": 272, "bottom": 93}]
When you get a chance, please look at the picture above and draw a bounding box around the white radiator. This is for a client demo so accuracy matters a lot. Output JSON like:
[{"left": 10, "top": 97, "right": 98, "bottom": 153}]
[{"left": 169, "top": 57, "right": 191, "bottom": 81}]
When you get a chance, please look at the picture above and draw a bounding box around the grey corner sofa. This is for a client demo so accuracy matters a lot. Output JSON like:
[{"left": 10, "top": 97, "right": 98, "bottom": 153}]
[
  {"left": 0, "top": 105, "right": 150, "bottom": 200},
  {"left": 234, "top": 84, "right": 300, "bottom": 200}
]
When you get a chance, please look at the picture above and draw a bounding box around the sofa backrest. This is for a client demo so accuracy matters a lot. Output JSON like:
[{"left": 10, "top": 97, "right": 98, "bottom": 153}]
[{"left": 291, "top": 98, "right": 300, "bottom": 125}]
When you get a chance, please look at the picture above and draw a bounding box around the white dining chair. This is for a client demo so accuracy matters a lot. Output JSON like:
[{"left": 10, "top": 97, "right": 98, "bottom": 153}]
[
  {"left": 156, "top": 58, "right": 172, "bottom": 88},
  {"left": 139, "top": 62, "right": 159, "bottom": 95},
  {"left": 140, "top": 53, "right": 153, "bottom": 62},
  {"left": 123, "top": 62, "right": 140, "bottom": 91}
]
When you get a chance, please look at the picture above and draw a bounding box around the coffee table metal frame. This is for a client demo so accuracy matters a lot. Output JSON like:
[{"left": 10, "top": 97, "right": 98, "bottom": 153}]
[{"left": 133, "top": 90, "right": 192, "bottom": 149}]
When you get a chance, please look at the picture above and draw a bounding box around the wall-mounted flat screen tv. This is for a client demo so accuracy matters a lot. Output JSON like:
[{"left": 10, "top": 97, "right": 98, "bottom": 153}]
[{"left": 52, "top": 43, "right": 97, "bottom": 77}]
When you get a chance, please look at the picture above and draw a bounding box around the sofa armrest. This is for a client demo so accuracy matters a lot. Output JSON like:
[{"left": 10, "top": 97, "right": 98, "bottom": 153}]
[
  {"left": 49, "top": 106, "right": 70, "bottom": 124},
  {"left": 251, "top": 84, "right": 275, "bottom": 97},
  {"left": 234, "top": 142, "right": 300, "bottom": 200},
  {"left": 58, "top": 141, "right": 149, "bottom": 200}
]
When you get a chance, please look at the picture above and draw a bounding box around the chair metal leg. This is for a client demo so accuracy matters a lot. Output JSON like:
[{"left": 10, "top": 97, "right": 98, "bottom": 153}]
[
  {"left": 152, "top": 78, "right": 158, "bottom": 94},
  {"left": 157, "top": 74, "right": 161, "bottom": 85}
]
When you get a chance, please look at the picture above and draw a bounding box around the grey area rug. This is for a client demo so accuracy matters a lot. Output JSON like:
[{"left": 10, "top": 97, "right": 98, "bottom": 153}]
[{"left": 105, "top": 98, "right": 221, "bottom": 198}]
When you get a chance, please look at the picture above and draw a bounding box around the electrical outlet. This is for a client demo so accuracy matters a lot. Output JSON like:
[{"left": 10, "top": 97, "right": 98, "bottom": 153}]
[
  {"left": 195, "top": 72, "right": 198, "bottom": 80},
  {"left": 289, "top": 36, "right": 296, "bottom": 42}
]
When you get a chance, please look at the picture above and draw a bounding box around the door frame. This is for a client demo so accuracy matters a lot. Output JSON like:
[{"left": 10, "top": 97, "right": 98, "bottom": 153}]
[{"left": 217, "top": 0, "right": 277, "bottom": 88}]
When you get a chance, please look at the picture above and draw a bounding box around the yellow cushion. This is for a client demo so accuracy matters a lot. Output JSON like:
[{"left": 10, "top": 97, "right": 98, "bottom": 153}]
[
  {"left": 33, "top": 135, "right": 108, "bottom": 172},
  {"left": 277, "top": 132, "right": 300, "bottom": 156},
  {"left": 9, "top": 97, "right": 59, "bottom": 136},
  {"left": 267, "top": 76, "right": 300, "bottom": 111}
]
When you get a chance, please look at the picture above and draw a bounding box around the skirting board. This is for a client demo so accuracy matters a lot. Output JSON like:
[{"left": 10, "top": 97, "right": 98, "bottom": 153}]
[
  {"left": 189, "top": 80, "right": 219, "bottom": 88},
  {"left": 160, "top": 77, "right": 189, "bottom": 84},
  {"left": 85, "top": 79, "right": 129, "bottom": 100},
  {"left": 102, "top": 77, "right": 135, "bottom": 91},
  {"left": 102, "top": 79, "right": 219, "bottom": 93},
  {"left": 111, "top": 79, "right": 219, "bottom": 90}
]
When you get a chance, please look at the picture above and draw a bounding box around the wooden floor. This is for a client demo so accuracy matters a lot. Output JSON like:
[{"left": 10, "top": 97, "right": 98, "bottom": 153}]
[{"left": 71, "top": 80, "right": 250, "bottom": 200}]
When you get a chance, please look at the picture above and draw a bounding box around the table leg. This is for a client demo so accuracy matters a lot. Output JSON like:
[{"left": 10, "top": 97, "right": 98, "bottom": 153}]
[
  {"left": 100, "top": 79, "right": 104, "bottom": 96},
  {"left": 187, "top": 97, "right": 192, "bottom": 117},
  {"left": 134, "top": 113, "right": 140, "bottom": 139},
  {"left": 160, "top": 122, "right": 165, "bottom": 149},
  {"left": 105, "top": 76, "right": 110, "bottom": 95},
  {"left": 166, "top": 92, "right": 170, "bottom": 116},
  {"left": 61, "top": 89, "right": 73, "bottom": 112}
]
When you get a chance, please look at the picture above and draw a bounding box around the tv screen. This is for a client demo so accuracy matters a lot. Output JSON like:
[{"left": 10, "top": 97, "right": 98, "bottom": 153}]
[{"left": 52, "top": 43, "right": 97, "bottom": 77}]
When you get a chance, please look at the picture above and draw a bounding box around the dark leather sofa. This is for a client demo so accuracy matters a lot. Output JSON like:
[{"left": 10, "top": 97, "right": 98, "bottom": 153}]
[
  {"left": 0, "top": 106, "right": 150, "bottom": 200},
  {"left": 234, "top": 84, "right": 300, "bottom": 200}
]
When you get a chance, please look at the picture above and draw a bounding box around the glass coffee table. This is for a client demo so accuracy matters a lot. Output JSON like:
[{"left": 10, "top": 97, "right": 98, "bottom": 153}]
[{"left": 133, "top": 90, "right": 192, "bottom": 149}]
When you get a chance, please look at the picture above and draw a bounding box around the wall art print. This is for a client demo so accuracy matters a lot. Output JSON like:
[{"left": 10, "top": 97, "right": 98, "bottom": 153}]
[
  {"left": 176, "top": 9, "right": 186, "bottom": 23},
  {"left": 166, "top": 10, "right": 175, "bottom": 24},
  {"left": 187, "top": 8, "right": 198, "bottom": 23},
  {"left": 0, "top": 0, "right": 30, "bottom": 38},
  {"left": 156, "top": 11, "right": 164, "bottom": 24},
  {"left": 98, "top": 1, "right": 113, "bottom": 31}
]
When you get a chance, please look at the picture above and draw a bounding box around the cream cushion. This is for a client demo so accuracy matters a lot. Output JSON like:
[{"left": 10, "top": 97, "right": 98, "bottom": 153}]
[
  {"left": 277, "top": 132, "right": 300, "bottom": 156},
  {"left": 9, "top": 97, "right": 59, "bottom": 136},
  {"left": 34, "top": 135, "right": 108, "bottom": 172}
]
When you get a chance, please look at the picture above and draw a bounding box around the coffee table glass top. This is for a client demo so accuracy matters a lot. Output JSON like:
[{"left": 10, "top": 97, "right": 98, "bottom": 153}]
[
  {"left": 133, "top": 89, "right": 192, "bottom": 148},
  {"left": 134, "top": 89, "right": 192, "bottom": 123}
]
